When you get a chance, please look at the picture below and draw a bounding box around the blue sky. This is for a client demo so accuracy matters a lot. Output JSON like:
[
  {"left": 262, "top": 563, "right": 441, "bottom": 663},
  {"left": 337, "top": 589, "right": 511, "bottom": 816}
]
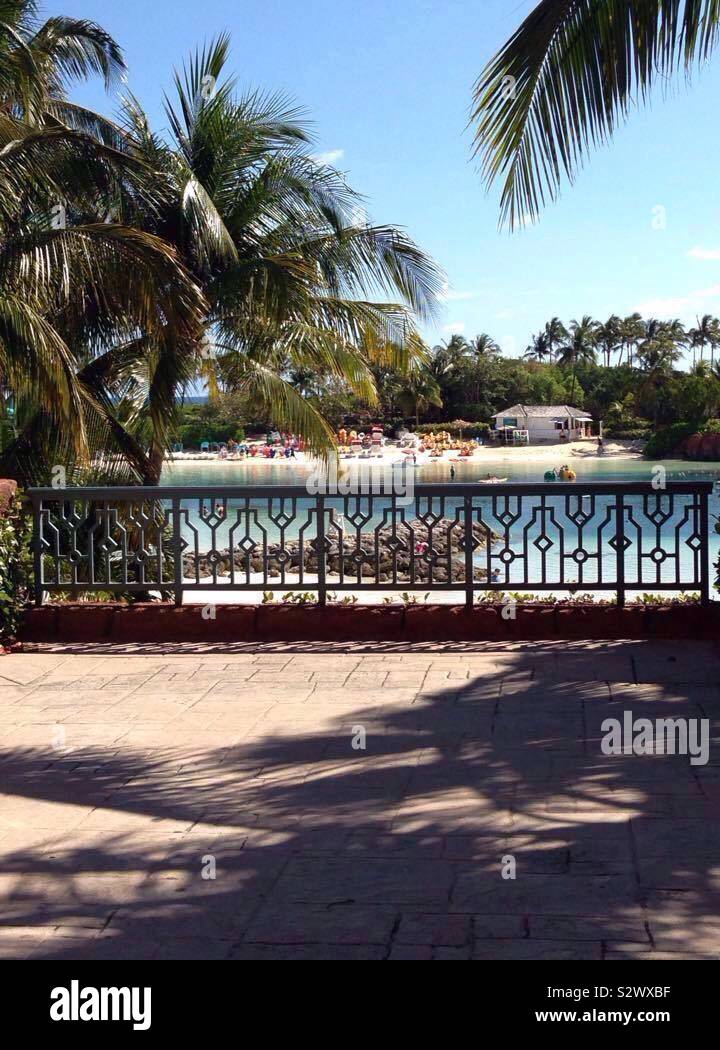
[{"left": 52, "top": 0, "right": 720, "bottom": 365}]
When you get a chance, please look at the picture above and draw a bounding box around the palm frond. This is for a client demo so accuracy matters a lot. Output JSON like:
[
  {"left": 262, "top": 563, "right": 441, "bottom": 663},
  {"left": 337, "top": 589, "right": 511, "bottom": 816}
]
[{"left": 471, "top": 0, "right": 720, "bottom": 229}]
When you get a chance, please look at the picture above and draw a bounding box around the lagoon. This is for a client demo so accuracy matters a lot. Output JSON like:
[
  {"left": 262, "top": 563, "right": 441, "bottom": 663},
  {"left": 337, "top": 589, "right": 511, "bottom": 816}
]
[{"left": 159, "top": 456, "right": 720, "bottom": 599}]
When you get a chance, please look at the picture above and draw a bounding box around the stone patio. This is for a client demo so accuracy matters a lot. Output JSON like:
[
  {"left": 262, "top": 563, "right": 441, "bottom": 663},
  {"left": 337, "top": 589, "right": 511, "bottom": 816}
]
[{"left": 0, "top": 639, "right": 719, "bottom": 960}]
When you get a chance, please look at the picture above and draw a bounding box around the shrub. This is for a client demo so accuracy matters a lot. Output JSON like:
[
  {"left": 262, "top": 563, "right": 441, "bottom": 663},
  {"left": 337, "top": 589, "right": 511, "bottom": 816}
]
[
  {"left": 643, "top": 422, "right": 699, "bottom": 459},
  {"left": 604, "top": 426, "right": 651, "bottom": 440},
  {"left": 0, "top": 493, "right": 32, "bottom": 643},
  {"left": 415, "top": 422, "right": 491, "bottom": 439}
]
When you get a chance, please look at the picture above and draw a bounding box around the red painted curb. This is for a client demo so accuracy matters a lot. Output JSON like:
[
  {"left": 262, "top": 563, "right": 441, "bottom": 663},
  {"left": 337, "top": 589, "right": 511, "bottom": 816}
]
[{"left": 17, "top": 601, "right": 720, "bottom": 644}]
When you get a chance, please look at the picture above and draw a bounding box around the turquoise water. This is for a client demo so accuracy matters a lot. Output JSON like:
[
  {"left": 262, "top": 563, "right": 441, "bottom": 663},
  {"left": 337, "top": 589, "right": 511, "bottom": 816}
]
[
  {"left": 161, "top": 455, "right": 720, "bottom": 487},
  {"left": 159, "top": 457, "right": 720, "bottom": 596}
]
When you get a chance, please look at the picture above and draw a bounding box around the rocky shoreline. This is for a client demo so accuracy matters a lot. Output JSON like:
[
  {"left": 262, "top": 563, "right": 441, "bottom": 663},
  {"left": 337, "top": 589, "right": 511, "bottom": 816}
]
[{"left": 184, "top": 517, "right": 498, "bottom": 584}]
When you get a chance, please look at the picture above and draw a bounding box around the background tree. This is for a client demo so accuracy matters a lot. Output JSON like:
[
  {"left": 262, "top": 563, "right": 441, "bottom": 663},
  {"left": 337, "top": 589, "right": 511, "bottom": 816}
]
[{"left": 557, "top": 316, "right": 598, "bottom": 402}]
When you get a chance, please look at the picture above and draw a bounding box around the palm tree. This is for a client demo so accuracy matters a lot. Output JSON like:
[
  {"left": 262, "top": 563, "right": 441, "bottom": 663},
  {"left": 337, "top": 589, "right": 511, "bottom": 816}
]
[
  {"left": 0, "top": 3, "right": 124, "bottom": 129},
  {"left": 468, "top": 333, "right": 500, "bottom": 358},
  {"left": 102, "top": 36, "right": 442, "bottom": 482},
  {"left": 637, "top": 325, "right": 683, "bottom": 373},
  {"left": 597, "top": 315, "right": 622, "bottom": 369},
  {"left": 636, "top": 328, "right": 682, "bottom": 427},
  {"left": 397, "top": 363, "right": 443, "bottom": 428},
  {"left": 688, "top": 314, "right": 719, "bottom": 367},
  {"left": 619, "top": 313, "right": 645, "bottom": 367},
  {"left": 0, "top": 6, "right": 206, "bottom": 484},
  {"left": 523, "top": 330, "right": 551, "bottom": 362},
  {"left": 471, "top": 2, "right": 720, "bottom": 229},
  {"left": 663, "top": 318, "right": 688, "bottom": 361},
  {"left": 557, "top": 315, "right": 598, "bottom": 402},
  {"left": 544, "top": 317, "right": 568, "bottom": 361}
]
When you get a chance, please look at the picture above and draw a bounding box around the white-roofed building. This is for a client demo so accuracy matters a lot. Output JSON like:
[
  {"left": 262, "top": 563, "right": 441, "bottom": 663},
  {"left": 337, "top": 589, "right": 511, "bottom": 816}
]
[{"left": 491, "top": 404, "right": 594, "bottom": 444}]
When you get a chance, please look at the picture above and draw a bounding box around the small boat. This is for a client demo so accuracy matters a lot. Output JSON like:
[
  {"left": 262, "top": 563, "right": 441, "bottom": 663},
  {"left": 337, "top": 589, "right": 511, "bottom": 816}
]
[{"left": 478, "top": 475, "right": 508, "bottom": 485}]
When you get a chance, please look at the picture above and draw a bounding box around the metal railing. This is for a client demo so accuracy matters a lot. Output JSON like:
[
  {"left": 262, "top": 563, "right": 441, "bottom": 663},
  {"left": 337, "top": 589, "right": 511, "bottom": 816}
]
[{"left": 27, "top": 481, "right": 714, "bottom": 607}]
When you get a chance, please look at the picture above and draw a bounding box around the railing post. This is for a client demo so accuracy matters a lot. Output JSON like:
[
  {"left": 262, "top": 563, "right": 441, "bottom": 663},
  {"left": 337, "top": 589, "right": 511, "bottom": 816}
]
[
  {"left": 172, "top": 496, "right": 183, "bottom": 607},
  {"left": 464, "top": 495, "right": 474, "bottom": 610},
  {"left": 31, "top": 494, "right": 44, "bottom": 606},
  {"left": 700, "top": 488, "right": 711, "bottom": 606},
  {"left": 615, "top": 492, "right": 625, "bottom": 608},
  {"left": 317, "top": 495, "right": 326, "bottom": 606}
]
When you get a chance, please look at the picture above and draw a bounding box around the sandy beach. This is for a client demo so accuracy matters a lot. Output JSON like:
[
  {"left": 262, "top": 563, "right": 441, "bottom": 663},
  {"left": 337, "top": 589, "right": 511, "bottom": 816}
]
[{"left": 166, "top": 437, "right": 644, "bottom": 470}]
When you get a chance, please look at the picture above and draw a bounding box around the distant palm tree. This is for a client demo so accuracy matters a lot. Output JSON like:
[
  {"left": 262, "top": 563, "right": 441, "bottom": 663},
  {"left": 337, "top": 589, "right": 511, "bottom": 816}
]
[
  {"left": 468, "top": 333, "right": 500, "bottom": 358},
  {"left": 637, "top": 328, "right": 682, "bottom": 426},
  {"left": 597, "top": 315, "right": 622, "bottom": 368},
  {"left": 429, "top": 337, "right": 464, "bottom": 381},
  {"left": 523, "top": 330, "right": 551, "bottom": 362},
  {"left": 637, "top": 326, "right": 683, "bottom": 373},
  {"left": 471, "top": 2, "right": 720, "bottom": 229},
  {"left": 397, "top": 364, "right": 443, "bottom": 428},
  {"left": 619, "top": 313, "right": 645, "bottom": 367},
  {"left": 544, "top": 317, "right": 567, "bottom": 361},
  {"left": 557, "top": 315, "right": 598, "bottom": 402},
  {"left": 688, "top": 314, "right": 719, "bottom": 367}
]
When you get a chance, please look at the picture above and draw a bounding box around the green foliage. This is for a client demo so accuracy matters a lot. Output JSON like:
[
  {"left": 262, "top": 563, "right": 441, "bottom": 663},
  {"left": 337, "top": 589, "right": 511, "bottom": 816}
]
[
  {"left": 281, "top": 591, "right": 316, "bottom": 605},
  {"left": 643, "top": 423, "right": 700, "bottom": 459},
  {"left": 0, "top": 494, "right": 32, "bottom": 642},
  {"left": 415, "top": 422, "right": 491, "bottom": 439},
  {"left": 604, "top": 425, "right": 652, "bottom": 440}
]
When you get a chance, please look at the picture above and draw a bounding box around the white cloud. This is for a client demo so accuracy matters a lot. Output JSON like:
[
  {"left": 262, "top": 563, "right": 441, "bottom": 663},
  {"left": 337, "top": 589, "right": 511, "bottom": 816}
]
[
  {"left": 442, "top": 321, "right": 466, "bottom": 335},
  {"left": 687, "top": 246, "right": 720, "bottom": 260},
  {"left": 635, "top": 296, "right": 692, "bottom": 316},
  {"left": 311, "top": 149, "right": 344, "bottom": 166},
  {"left": 495, "top": 309, "right": 514, "bottom": 320},
  {"left": 636, "top": 283, "right": 720, "bottom": 318}
]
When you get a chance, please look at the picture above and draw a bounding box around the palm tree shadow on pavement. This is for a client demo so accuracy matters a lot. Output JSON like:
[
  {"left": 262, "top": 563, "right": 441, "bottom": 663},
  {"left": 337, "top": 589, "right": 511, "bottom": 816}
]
[{"left": 1, "top": 656, "right": 719, "bottom": 960}]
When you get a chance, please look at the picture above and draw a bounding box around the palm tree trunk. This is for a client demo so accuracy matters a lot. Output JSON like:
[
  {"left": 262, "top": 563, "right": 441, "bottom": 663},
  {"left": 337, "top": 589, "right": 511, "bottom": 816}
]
[{"left": 146, "top": 441, "right": 165, "bottom": 486}]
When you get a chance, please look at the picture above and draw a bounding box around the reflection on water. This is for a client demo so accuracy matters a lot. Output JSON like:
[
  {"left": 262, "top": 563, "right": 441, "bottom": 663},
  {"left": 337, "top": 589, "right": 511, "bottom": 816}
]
[{"left": 161, "top": 455, "right": 720, "bottom": 488}]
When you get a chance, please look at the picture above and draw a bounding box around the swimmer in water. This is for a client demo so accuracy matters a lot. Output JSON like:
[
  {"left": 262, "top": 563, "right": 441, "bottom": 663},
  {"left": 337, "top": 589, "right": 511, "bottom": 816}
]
[{"left": 450, "top": 465, "right": 456, "bottom": 480}]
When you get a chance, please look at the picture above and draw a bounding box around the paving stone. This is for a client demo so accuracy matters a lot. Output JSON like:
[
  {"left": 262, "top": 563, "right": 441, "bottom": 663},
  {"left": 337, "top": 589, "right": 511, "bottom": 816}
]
[
  {"left": 472, "top": 939, "right": 601, "bottom": 960},
  {"left": 244, "top": 904, "right": 397, "bottom": 945},
  {"left": 396, "top": 913, "right": 470, "bottom": 946},
  {"left": 3, "top": 642, "right": 720, "bottom": 960}
]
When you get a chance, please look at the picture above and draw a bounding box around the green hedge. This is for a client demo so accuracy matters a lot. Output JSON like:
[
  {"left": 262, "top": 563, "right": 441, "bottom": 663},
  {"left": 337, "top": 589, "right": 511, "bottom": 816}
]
[
  {"left": 176, "top": 422, "right": 246, "bottom": 448},
  {"left": 415, "top": 422, "right": 491, "bottom": 439}
]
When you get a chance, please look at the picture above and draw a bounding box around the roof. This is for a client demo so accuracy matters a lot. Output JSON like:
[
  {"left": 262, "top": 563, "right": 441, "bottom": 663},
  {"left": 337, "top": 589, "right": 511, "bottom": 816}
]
[{"left": 492, "top": 404, "right": 593, "bottom": 420}]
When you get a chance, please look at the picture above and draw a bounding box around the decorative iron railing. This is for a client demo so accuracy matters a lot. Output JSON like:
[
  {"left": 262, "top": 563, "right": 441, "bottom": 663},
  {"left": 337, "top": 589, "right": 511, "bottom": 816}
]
[{"left": 27, "top": 482, "right": 714, "bottom": 607}]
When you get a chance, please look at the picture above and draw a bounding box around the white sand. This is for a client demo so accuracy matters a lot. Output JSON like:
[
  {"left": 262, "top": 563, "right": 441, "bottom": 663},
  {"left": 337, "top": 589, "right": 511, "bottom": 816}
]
[{"left": 166, "top": 438, "right": 643, "bottom": 470}]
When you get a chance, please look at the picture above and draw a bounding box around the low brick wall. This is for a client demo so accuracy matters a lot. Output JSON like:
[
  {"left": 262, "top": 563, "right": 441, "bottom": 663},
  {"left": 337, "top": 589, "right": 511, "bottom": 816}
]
[{"left": 18, "top": 600, "right": 720, "bottom": 644}]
